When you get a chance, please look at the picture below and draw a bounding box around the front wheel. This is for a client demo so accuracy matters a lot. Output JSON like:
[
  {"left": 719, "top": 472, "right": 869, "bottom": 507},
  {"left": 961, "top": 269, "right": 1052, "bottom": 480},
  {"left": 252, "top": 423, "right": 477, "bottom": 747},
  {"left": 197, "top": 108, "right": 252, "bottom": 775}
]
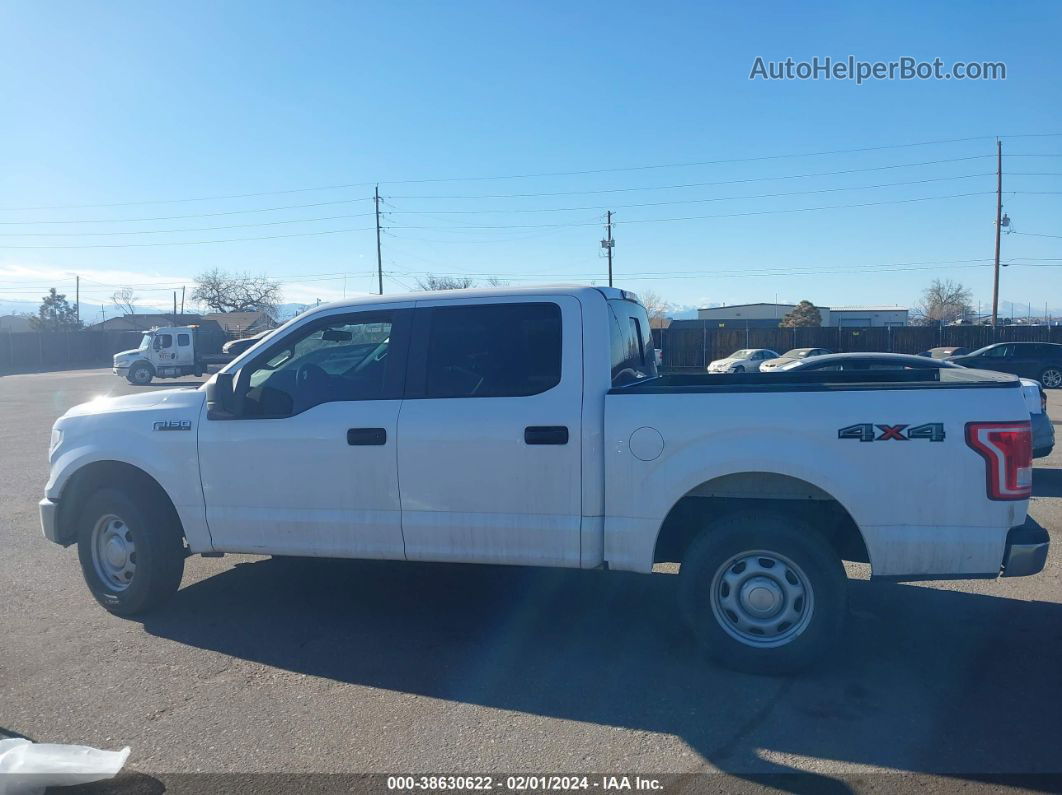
[
  {"left": 679, "top": 510, "right": 846, "bottom": 675},
  {"left": 731, "top": 365, "right": 745, "bottom": 373},
  {"left": 127, "top": 363, "right": 153, "bottom": 385},
  {"left": 1039, "top": 367, "right": 1062, "bottom": 389},
  {"left": 76, "top": 488, "right": 185, "bottom": 616}
]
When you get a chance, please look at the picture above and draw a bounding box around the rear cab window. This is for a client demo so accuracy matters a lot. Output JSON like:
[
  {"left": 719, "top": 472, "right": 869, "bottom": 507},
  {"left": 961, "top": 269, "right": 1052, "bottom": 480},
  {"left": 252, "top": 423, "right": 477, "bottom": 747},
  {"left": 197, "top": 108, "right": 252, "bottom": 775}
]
[{"left": 608, "top": 298, "right": 658, "bottom": 385}]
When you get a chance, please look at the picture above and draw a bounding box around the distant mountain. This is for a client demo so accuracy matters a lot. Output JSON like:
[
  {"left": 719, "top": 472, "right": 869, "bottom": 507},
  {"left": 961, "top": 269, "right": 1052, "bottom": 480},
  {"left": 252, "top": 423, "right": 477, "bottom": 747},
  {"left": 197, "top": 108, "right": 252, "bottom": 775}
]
[
  {"left": 274, "top": 302, "right": 311, "bottom": 321},
  {"left": 0, "top": 299, "right": 40, "bottom": 318}
]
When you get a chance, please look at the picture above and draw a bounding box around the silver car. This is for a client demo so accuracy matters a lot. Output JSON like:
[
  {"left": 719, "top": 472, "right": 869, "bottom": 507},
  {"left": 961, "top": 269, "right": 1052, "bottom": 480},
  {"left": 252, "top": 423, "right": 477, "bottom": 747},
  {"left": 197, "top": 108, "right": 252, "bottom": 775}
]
[
  {"left": 759, "top": 347, "right": 833, "bottom": 372},
  {"left": 706, "top": 348, "right": 780, "bottom": 373}
]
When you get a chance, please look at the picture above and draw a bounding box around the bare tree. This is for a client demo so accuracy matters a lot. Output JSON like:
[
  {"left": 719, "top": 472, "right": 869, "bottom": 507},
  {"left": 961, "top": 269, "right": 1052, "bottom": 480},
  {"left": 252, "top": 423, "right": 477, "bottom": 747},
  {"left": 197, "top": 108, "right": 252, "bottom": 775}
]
[
  {"left": 192, "top": 268, "right": 282, "bottom": 316},
  {"left": 111, "top": 287, "right": 138, "bottom": 317},
  {"left": 415, "top": 274, "right": 478, "bottom": 291},
  {"left": 639, "top": 290, "right": 671, "bottom": 329},
  {"left": 912, "top": 279, "right": 973, "bottom": 326}
]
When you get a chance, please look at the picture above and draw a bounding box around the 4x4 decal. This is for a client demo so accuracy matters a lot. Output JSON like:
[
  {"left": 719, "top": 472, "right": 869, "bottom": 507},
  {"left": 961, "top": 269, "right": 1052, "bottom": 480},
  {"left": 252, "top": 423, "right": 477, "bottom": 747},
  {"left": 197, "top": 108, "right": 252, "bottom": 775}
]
[{"left": 838, "top": 423, "right": 945, "bottom": 442}]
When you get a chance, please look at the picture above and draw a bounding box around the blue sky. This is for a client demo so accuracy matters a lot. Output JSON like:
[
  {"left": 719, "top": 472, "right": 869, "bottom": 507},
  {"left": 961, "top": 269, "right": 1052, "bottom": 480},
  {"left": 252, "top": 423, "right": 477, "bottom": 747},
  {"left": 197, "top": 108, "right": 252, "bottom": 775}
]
[{"left": 1, "top": 0, "right": 1060, "bottom": 320}]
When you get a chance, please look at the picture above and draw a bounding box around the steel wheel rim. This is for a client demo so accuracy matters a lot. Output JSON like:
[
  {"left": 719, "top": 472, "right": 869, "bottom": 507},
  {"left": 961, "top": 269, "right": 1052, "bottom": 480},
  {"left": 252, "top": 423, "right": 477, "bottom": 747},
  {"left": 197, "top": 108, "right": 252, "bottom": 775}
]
[
  {"left": 133, "top": 368, "right": 150, "bottom": 384},
  {"left": 91, "top": 514, "right": 136, "bottom": 591},
  {"left": 709, "top": 549, "right": 814, "bottom": 648},
  {"left": 1042, "top": 369, "right": 1062, "bottom": 388}
]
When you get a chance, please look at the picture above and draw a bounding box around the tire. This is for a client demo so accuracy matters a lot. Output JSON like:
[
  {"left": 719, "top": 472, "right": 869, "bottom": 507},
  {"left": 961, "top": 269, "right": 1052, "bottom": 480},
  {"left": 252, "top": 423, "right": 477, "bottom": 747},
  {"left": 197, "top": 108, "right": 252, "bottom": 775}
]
[
  {"left": 1039, "top": 367, "right": 1062, "bottom": 389},
  {"left": 732, "top": 366, "right": 745, "bottom": 373},
  {"left": 127, "top": 363, "right": 153, "bottom": 385},
  {"left": 76, "top": 487, "right": 185, "bottom": 616},
  {"left": 679, "top": 510, "right": 846, "bottom": 675}
]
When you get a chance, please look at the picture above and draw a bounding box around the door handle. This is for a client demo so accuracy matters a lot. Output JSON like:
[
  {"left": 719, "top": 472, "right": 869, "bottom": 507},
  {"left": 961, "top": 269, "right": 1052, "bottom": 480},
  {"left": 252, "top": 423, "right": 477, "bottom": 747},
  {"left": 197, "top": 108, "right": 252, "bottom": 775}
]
[
  {"left": 347, "top": 427, "right": 387, "bottom": 446},
  {"left": 524, "top": 425, "right": 569, "bottom": 445}
]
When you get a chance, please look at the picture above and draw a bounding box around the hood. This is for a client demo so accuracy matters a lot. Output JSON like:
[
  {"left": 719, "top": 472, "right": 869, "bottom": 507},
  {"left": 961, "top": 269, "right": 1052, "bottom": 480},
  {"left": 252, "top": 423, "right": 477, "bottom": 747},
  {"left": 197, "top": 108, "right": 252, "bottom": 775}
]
[
  {"left": 760, "top": 357, "right": 792, "bottom": 367},
  {"left": 113, "top": 348, "right": 141, "bottom": 359},
  {"left": 708, "top": 357, "right": 737, "bottom": 367},
  {"left": 59, "top": 387, "right": 205, "bottom": 422}
]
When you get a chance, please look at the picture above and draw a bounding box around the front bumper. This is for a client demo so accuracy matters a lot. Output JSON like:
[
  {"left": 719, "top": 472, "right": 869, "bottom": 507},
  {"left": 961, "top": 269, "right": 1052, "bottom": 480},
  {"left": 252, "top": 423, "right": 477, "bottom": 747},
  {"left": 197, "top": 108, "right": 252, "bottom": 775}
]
[
  {"left": 1001, "top": 516, "right": 1049, "bottom": 577},
  {"left": 39, "top": 497, "right": 61, "bottom": 544}
]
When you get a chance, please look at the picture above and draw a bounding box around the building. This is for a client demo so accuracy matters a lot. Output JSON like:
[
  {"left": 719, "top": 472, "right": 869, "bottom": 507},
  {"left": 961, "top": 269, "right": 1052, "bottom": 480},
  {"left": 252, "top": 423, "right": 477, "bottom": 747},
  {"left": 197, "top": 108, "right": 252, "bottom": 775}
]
[
  {"left": 88, "top": 313, "right": 205, "bottom": 332},
  {"left": 0, "top": 315, "right": 34, "bottom": 333},
  {"left": 201, "top": 311, "right": 278, "bottom": 338},
  {"left": 827, "top": 306, "right": 908, "bottom": 328},
  {"left": 695, "top": 303, "right": 908, "bottom": 328},
  {"left": 696, "top": 303, "right": 798, "bottom": 328}
]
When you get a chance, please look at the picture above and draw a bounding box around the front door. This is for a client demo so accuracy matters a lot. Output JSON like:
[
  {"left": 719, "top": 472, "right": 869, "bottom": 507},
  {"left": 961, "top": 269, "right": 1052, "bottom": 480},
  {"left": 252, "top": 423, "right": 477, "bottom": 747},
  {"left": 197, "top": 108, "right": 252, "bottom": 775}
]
[
  {"left": 198, "top": 307, "right": 412, "bottom": 558},
  {"left": 397, "top": 296, "right": 583, "bottom": 567}
]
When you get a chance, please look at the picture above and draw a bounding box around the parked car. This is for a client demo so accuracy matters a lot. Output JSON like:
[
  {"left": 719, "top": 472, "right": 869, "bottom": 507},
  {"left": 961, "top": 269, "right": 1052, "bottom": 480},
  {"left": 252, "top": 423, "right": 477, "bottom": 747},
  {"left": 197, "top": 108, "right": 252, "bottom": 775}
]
[
  {"left": 221, "top": 330, "right": 271, "bottom": 357},
  {"left": 918, "top": 346, "right": 970, "bottom": 359},
  {"left": 41, "top": 286, "right": 1048, "bottom": 675},
  {"left": 706, "top": 348, "right": 780, "bottom": 373},
  {"left": 782, "top": 353, "right": 1055, "bottom": 458},
  {"left": 776, "top": 352, "right": 959, "bottom": 372},
  {"left": 759, "top": 347, "right": 833, "bottom": 372},
  {"left": 947, "top": 342, "right": 1062, "bottom": 388}
]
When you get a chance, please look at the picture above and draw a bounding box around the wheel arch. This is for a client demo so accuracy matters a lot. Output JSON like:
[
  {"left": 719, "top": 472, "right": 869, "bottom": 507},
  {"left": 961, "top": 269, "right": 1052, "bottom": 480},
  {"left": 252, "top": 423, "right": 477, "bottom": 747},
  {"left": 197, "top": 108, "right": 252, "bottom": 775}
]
[
  {"left": 653, "top": 471, "right": 871, "bottom": 570},
  {"left": 54, "top": 460, "right": 184, "bottom": 547}
]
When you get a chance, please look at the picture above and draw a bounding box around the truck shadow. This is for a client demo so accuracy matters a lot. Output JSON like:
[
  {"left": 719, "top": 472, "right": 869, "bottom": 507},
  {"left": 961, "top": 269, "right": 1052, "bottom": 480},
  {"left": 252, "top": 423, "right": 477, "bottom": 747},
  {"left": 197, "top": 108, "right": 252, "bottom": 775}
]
[{"left": 142, "top": 557, "right": 1062, "bottom": 790}]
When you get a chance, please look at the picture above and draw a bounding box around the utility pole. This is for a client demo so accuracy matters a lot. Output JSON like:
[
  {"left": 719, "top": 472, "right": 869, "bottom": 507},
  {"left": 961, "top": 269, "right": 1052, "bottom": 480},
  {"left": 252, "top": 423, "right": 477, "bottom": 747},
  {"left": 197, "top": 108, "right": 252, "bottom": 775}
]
[
  {"left": 991, "top": 139, "right": 1003, "bottom": 328},
  {"left": 173, "top": 291, "right": 178, "bottom": 318},
  {"left": 602, "top": 211, "right": 615, "bottom": 287},
  {"left": 375, "top": 185, "right": 384, "bottom": 295},
  {"left": 75, "top": 275, "right": 80, "bottom": 326},
  {"left": 180, "top": 285, "right": 185, "bottom": 315}
]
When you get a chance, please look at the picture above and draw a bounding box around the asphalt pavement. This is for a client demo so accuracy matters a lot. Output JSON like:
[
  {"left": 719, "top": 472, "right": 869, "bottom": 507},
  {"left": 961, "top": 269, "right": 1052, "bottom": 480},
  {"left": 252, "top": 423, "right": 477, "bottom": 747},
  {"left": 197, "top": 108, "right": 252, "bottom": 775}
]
[{"left": 1, "top": 368, "right": 1060, "bottom": 792}]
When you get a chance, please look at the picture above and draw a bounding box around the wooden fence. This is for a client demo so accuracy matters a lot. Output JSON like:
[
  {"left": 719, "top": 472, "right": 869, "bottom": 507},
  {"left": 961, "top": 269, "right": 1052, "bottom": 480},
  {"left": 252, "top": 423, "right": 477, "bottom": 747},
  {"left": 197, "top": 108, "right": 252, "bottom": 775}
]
[{"left": 651, "top": 324, "right": 1062, "bottom": 370}]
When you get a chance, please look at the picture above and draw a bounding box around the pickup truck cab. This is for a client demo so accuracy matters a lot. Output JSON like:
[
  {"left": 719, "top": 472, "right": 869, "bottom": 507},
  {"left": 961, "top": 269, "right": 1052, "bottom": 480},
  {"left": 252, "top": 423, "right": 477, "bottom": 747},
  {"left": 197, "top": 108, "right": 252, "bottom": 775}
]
[
  {"left": 112, "top": 326, "right": 205, "bottom": 385},
  {"left": 41, "top": 286, "right": 1049, "bottom": 673}
]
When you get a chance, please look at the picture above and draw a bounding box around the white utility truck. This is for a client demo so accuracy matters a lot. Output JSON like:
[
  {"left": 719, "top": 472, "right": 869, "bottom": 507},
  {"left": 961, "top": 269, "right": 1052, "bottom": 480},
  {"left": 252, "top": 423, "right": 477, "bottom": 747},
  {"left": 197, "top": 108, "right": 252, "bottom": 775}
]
[
  {"left": 42, "top": 287, "right": 1048, "bottom": 673},
  {"left": 112, "top": 326, "right": 205, "bottom": 385}
]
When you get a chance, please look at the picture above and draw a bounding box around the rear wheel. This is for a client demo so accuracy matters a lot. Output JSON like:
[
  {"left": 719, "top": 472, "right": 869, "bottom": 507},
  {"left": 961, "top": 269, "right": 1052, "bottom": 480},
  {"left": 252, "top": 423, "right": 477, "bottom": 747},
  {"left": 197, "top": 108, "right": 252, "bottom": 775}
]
[
  {"left": 76, "top": 488, "right": 185, "bottom": 616},
  {"left": 1039, "top": 367, "right": 1062, "bottom": 389},
  {"left": 679, "top": 510, "right": 846, "bottom": 675},
  {"left": 127, "top": 363, "right": 153, "bottom": 385}
]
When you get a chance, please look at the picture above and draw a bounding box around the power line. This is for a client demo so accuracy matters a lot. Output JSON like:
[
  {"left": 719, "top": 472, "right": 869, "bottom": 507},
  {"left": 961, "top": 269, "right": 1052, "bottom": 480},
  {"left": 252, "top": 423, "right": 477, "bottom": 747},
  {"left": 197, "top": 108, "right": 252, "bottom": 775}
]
[
  {"left": 387, "top": 191, "right": 994, "bottom": 231},
  {"left": 0, "top": 198, "right": 373, "bottom": 226},
  {"left": 389, "top": 156, "right": 1000, "bottom": 200},
  {"left": 0, "top": 225, "right": 376, "bottom": 250},
  {"left": 385, "top": 174, "right": 994, "bottom": 215},
  {"left": 0, "top": 212, "right": 377, "bottom": 237},
  {"left": 3, "top": 134, "right": 1060, "bottom": 213}
]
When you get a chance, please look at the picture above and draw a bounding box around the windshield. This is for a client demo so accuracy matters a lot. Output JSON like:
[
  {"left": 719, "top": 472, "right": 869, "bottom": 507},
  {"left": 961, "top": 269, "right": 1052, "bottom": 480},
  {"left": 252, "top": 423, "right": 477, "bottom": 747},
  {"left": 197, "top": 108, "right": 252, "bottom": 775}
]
[
  {"left": 137, "top": 332, "right": 153, "bottom": 351},
  {"left": 783, "top": 349, "right": 813, "bottom": 358},
  {"left": 965, "top": 344, "right": 996, "bottom": 357},
  {"left": 731, "top": 349, "right": 754, "bottom": 359}
]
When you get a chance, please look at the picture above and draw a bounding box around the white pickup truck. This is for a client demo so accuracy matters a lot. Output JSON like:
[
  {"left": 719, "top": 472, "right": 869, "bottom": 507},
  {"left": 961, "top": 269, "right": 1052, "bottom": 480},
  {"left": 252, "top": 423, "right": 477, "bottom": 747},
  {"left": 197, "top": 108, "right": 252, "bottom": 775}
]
[{"left": 41, "top": 286, "right": 1048, "bottom": 673}]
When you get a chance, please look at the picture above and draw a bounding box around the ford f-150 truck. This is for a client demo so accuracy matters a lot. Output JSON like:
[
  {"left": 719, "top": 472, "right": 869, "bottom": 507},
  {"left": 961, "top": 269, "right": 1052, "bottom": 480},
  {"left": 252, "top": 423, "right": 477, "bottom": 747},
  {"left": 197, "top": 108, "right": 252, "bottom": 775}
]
[{"left": 40, "top": 286, "right": 1049, "bottom": 673}]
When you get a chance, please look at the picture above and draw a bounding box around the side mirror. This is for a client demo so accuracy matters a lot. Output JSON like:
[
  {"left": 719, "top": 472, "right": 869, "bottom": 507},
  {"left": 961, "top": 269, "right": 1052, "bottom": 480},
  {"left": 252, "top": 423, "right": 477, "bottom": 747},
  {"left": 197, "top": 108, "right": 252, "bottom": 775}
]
[{"left": 206, "top": 372, "right": 239, "bottom": 420}]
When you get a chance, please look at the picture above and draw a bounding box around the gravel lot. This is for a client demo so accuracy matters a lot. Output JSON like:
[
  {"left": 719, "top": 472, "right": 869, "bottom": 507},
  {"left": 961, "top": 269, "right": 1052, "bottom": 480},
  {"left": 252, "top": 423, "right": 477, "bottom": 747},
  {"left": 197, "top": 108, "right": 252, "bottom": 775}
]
[{"left": 2, "top": 368, "right": 1061, "bottom": 790}]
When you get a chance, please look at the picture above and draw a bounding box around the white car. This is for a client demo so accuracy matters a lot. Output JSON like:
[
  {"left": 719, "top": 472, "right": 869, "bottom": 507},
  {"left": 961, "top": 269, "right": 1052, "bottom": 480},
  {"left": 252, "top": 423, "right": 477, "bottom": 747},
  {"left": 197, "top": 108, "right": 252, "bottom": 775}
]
[
  {"left": 41, "top": 286, "right": 1048, "bottom": 674},
  {"left": 706, "top": 348, "right": 780, "bottom": 373}
]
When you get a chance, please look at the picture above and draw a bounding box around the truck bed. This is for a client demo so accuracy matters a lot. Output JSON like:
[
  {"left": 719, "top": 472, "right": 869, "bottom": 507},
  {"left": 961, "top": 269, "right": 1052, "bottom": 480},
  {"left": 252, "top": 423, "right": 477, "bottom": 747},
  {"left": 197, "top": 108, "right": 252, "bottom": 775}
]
[{"left": 610, "top": 367, "right": 1017, "bottom": 394}]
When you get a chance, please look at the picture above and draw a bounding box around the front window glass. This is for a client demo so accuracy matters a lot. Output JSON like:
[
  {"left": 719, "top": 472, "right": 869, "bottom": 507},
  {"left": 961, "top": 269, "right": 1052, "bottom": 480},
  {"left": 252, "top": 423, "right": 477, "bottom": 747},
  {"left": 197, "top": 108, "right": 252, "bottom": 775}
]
[
  {"left": 138, "top": 333, "right": 152, "bottom": 351},
  {"left": 243, "top": 314, "right": 393, "bottom": 417}
]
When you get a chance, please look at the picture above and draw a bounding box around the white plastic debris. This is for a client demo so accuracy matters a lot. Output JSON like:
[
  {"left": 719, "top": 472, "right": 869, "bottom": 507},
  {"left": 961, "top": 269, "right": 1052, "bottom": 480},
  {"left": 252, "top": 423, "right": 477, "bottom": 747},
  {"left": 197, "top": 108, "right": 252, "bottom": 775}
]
[{"left": 0, "top": 738, "right": 130, "bottom": 795}]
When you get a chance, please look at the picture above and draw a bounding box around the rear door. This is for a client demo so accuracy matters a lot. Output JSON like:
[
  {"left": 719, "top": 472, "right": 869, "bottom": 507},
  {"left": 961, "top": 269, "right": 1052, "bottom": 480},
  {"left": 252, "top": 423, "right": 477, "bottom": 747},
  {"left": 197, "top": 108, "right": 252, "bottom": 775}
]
[{"left": 397, "top": 295, "right": 583, "bottom": 567}]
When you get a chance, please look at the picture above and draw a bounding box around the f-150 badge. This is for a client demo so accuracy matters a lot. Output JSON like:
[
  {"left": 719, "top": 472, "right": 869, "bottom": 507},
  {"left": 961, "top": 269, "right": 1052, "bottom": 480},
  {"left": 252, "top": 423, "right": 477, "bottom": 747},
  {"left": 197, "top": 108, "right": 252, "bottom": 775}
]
[
  {"left": 153, "top": 420, "right": 192, "bottom": 431},
  {"left": 838, "top": 423, "right": 945, "bottom": 442}
]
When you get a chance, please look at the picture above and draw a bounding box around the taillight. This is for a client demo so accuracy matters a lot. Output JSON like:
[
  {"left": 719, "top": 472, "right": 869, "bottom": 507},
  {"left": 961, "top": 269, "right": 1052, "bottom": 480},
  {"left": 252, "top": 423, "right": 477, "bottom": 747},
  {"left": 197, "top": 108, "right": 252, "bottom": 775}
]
[{"left": 965, "top": 421, "right": 1033, "bottom": 500}]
